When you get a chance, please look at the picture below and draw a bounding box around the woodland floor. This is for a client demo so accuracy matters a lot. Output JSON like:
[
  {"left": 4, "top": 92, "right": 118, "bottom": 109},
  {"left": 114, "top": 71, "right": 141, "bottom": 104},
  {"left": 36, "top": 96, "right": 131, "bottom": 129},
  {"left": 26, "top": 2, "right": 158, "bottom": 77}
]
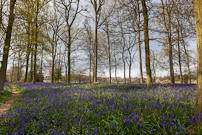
[{"left": 0, "top": 86, "right": 19, "bottom": 116}]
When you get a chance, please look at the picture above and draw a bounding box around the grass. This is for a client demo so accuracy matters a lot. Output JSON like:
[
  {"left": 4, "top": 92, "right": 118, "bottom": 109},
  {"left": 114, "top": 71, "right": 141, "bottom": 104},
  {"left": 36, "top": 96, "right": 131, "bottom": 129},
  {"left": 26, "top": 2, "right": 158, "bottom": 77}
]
[
  {"left": 0, "top": 83, "right": 200, "bottom": 134},
  {"left": 0, "top": 84, "right": 12, "bottom": 106}
]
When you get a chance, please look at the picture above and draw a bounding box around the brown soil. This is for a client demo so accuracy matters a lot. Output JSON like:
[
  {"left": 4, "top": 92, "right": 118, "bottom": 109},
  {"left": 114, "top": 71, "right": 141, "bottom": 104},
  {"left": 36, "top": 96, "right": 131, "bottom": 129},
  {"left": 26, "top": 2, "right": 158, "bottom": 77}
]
[{"left": 0, "top": 86, "right": 19, "bottom": 116}]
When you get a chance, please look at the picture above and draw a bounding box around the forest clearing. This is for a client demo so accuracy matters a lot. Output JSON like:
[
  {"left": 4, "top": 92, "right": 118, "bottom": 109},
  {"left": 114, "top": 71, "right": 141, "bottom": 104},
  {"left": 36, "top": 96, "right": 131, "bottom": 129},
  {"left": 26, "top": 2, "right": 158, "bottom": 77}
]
[
  {"left": 0, "top": 0, "right": 202, "bottom": 134},
  {"left": 0, "top": 83, "right": 199, "bottom": 134}
]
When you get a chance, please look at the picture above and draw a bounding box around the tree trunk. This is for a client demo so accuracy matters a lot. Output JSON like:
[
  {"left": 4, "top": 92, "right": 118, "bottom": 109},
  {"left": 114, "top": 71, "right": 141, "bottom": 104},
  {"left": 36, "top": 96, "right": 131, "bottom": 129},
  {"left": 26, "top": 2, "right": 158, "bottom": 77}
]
[
  {"left": 94, "top": 11, "right": 98, "bottom": 83},
  {"left": 106, "top": 23, "right": 111, "bottom": 84},
  {"left": 17, "top": 52, "right": 20, "bottom": 83},
  {"left": 68, "top": 27, "right": 71, "bottom": 83},
  {"left": 141, "top": 0, "right": 152, "bottom": 89},
  {"left": 0, "top": 0, "right": 16, "bottom": 91},
  {"left": 194, "top": 0, "right": 202, "bottom": 117},
  {"left": 114, "top": 43, "right": 118, "bottom": 83},
  {"left": 40, "top": 49, "right": 43, "bottom": 82},
  {"left": 0, "top": 0, "right": 2, "bottom": 25},
  {"left": 177, "top": 27, "right": 183, "bottom": 84},
  {"left": 65, "top": 64, "right": 68, "bottom": 83},
  {"left": 168, "top": 28, "right": 174, "bottom": 84},
  {"left": 129, "top": 63, "right": 131, "bottom": 83},
  {"left": 30, "top": 47, "right": 33, "bottom": 82},
  {"left": 11, "top": 54, "right": 15, "bottom": 83},
  {"left": 89, "top": 52, "right": 92, "bottom": 83},
  {"left": 137, "top": 2, "right": 143, "bottom": 84},
  {"left": 51, "top": 48, "right": 55, "bottom": 83},
  {"left": 24, "top": 23, "right": 31, "bottom": 82},
  {"left": 123, "top": 60, "right": 126, "bottom": 84},
  {"left": 181, "top": 29, "right": 191, "bottom": 84},
  {"left": 33, "top": 0, "right": 39, "bottom": 84}
]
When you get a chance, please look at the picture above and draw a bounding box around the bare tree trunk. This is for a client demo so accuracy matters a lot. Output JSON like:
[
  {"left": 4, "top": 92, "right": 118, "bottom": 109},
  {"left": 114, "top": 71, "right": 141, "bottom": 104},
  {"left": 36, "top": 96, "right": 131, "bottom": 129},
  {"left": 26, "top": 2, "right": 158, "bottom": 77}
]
[
  {"left": 40, "top": 49, "right": 43, "bottom": 82},
  {"left": 33, "top": 0, "right": 39, "bottom": 84},
  {"left": 0, "top": 0, "right": 16, "bottom": 91},
  {"left": 24, "top": 23, "right": 31, "bottom": 82},
  {"left": 68, "top": 27, "right": 71, "bottom": 83},
  {"left": 11, "top": 54, "right": 15, "bottom": 83},
  {"left": 115, "top": 60, "right": 117, "bottom": 83},
  {"left": 141, "top": 0, "right": 152, "bottom": 89},
  {"left": 129, "top": 63, "right": 131, "bottom": 83},
  {"left": 137, "top": 2, "right": 143, "bottom": 84},
  {"left": 94, "top": 11, "right": 98, "bottom": 83},
  {"left": 114, "top": 42, "right": 118, "bottom": 83},
  {"left": 89, "top": 52, "right": 92, "bottom": 83},
  {"left": 194, "top": 0, "right": 202, "bottom": 117},
  {"left": 17, "top": 51, "right": 20, "bottom": 83},
  {"left": 181, "top": 32, "right": 191, "bottom": 84},
  {"left": 138, "top": 31, "right": 143, "bottom": 84},
  {"left": 168, "top": 28, "right": 174, "bottom": 84},
  {"left": 177, "top": 27, "right": 183, "bottom": 84},
  {"left": 123, "top": 60, "right": 126, "bottom": 84},
  {"left": 0, "top": 0, "right": 2, "bottom": 25},
  {"left": 106, "top": 23, "right": 111, "bottom": 84},
  {"left": 30, "top": 47, "right": 33, "bottom": 82},
  {"left": 65, "top": 64, "right": 67, "bottom": 83},
  {"left": 51, "top": 46, "right": 55, "bottom": 83}
]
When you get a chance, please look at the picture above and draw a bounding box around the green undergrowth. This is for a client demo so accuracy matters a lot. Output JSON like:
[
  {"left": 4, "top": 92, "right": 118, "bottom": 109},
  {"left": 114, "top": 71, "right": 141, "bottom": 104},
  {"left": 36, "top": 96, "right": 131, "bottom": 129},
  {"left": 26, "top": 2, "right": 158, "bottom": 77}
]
[
  {"left": 12, "top": 84, "right": 22, "bottom": 93},
  {"left": 0, "top": 84, "right": 12, "bottom": 106}
]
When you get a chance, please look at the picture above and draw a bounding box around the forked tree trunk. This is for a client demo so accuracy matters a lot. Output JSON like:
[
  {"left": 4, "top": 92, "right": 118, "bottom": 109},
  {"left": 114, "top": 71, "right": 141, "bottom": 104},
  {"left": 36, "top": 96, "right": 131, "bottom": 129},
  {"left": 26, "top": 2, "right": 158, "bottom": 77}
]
[
  {"left": 141, "top": 0, "right": 152, "bottom": 89},
  {"left": 0, "top": 0, "right": 16, "bottom": 91},
  {"left": 194, "top": 0, "right": 202, "bottom": 116}
]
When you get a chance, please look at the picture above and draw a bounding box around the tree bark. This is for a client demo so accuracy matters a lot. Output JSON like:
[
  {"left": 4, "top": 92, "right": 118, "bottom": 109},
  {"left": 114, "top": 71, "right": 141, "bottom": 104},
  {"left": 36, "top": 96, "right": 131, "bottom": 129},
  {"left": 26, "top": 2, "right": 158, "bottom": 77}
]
[
  {"left": 106, "top": 22, "right": 111, "bottom": 84},
  {"left": 177, "top": 27, "right": 183, "bottom": 84},
  {"left": 194, "top": 0, "right": 202, "bottom": 116},
  {"left": 123, "top": 59, "right": 126, "bottom": 84},
  {"left": 89, "top": 52, "right": 92, "bottom": 83},
  {"left": 11, "top": 54, "right": 15, "bottom": 83},
  {"left": 137, "top": 2, "right": 143, "bottom": 84},
  {"left": 168, "top": 27, "right": 174, "bottom": 84},
  {"left": 0, "top": 0, "right": 16, "bottom": 91},
  {"left": 68, "top": 27, "right": 71, "bottom": 83},
  {"left": 24, "top": 23, "right": 31, "bottom": 82},
  {"left": 181, "top": 29, "right": 191, "bottom": 84},
  {"left": 30, "top": 46, "right": 33, "bottom": 82},
  {"left": 141, "top": 0, "right": 152, "bottom": 89},
  {"left": 0, "top": 0, "right": 3, "bottom": 26},
  {"left": 114, "top": 41, "right": 118, "bottom": 83},
  {"left": 94, "top": 10, "right": 98, "bottom": 83},
  {"left": 40, "top": 48, "right": 43, "bottom": 82},
  {"left": 33, "top": 0, "right": 39, "bottom": 84}
]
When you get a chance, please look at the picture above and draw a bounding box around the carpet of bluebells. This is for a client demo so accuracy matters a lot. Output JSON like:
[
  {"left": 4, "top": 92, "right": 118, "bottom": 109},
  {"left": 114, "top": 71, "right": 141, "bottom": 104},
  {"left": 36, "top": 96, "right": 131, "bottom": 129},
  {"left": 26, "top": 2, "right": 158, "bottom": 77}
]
[{"left": 0, "top": 83, "right": 200, "bottom": 134}]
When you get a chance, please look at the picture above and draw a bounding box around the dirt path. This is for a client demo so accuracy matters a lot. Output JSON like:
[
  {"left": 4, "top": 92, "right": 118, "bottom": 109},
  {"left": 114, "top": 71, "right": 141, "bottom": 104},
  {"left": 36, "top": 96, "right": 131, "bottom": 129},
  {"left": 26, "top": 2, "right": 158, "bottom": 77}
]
[{"left": 0, "top": 85, "right": 19, "bottom": 116}]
